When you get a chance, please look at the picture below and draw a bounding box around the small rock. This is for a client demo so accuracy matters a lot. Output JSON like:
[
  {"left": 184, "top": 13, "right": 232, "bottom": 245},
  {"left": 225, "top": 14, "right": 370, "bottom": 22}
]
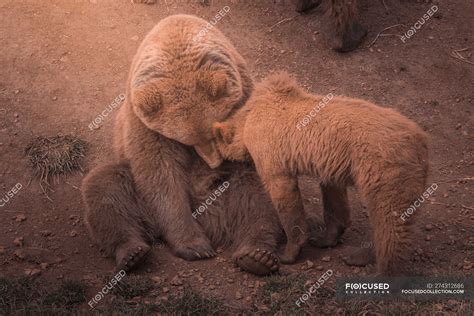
[
  {"left": 170, "top": 275, "right": 183, "bottom": 286},
  {"left": 425, "top": 235, "right": 432, "bottom": 241},
  {"left": 316, "top": 265, "right": 324, "bottom": 271},
  {"left": 52, "top": 96, "right": 58, "bottom": 101},
  {"left": 306, "top": 260, "right": 314, "bottom": 269},
  {"left": 14, "top": 249, "right": 25, "bottom": 259},
  {"left": 13, "top": 112, "right": 19, "bottom": 118},
  {"left": 14, "top": 237, "right": 24, "bottom": 247},
  {"left": 0, "top": 247, "right": 5, "bottom": 255},
  {"left": 270, "top": 292, "right": 281, "bottom": 302},
  {"left": 131, "top": 35, "right": 139, "bottom": 41},
  {"left": 14, "top": 89, "right": 20, "bottom": 94},
  {"left": 40, "top": 262, "right": 49, "bottom": 270},
  {"left": 235, "top": 291, "right": 243, "bottom": 300},
  {"left": 455, "top": 123, "right": 462, "bottom": 129},
  {"left": 151, "top": 276, "right": 162, "bottom": 284},
  {"left": 321, "top": 256, "right": 331, "bottom": 262},
  {"left": 40, "top": 230, "right": 52, "bottom": 237},
  {"left": 463, "top": 259, "right": 472, "bottom": 270},
  {"left": 14, "top": 214, "right": 27, "bottom": 222},
  {"left": 69, "top": 230, "right": 77, "bottom": 237},
  {"left": 425, "top": 224, "right": 434, "bottom": 231},
  {"left": 24, "top": 268, "right": 41, "bottom": 277},
  {"left": 162, "top": 287, "right": 169, "bottom": 293}
]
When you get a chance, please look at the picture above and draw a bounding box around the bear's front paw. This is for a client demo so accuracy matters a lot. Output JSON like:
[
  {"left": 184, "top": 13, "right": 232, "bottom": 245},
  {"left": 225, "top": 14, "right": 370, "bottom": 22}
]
[
  {"left": 115, "top": 242, "right": 151, "bottom": 273},
  {"left": 172, "top": 237, "right": 216, "bottom": 261},
  {"left": 342, "top": 247, "right": 375, "bottom": 267}
]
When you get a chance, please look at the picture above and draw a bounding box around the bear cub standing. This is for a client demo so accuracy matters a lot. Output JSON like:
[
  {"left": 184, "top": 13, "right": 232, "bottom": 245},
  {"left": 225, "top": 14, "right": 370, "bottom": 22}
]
[{"left": 211, "top": 72, "right": 429, "bottom": 275}]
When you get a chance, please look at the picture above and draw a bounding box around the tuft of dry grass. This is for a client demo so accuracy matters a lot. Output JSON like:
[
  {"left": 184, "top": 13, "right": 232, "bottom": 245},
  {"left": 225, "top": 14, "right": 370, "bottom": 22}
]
[{"left": 25, "top": 135, "right": 87, "bottom": 193}]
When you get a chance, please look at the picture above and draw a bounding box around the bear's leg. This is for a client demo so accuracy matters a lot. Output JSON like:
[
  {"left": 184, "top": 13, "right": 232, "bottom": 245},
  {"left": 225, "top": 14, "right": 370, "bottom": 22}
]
[
  {"left": 127, "top": 126, "right": 215, "bottom": 261},
  {"left": 196, "top": 167, "right": 282, "bottom": 276},
  {"left": 311, "top": 183, "right": 351, "bottom": 248},
  {"left": 263, "top": 175, "right": 309, "bottom": 264},
  {"left": 325, "top": 0, "right": 367, "bottom": 52},
  {"left": 363, "top": 184, "right": 418, "bottom": 275},
  {"left": 82, "top": 162, "right": 152, "bottom": 272},
  {"left": 232, "top": 219, "right": 281, "bottom": 276}
]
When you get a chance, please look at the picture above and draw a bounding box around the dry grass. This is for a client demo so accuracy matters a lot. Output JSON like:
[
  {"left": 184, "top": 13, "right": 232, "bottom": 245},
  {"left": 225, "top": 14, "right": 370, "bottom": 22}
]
[{"left": 25, "top": 135, "right": 87, "bottom": 187}]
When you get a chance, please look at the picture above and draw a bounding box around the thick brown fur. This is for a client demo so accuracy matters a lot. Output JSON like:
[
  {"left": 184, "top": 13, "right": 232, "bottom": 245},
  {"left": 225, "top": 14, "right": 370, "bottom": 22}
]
[
  {"left": 213, "top": 72, "right": 429, "bottom": 274},
  {"left": 296, "top": 0, "right": 367, "bottom": 52},
  {"left": 82, "top": 15, "right": 282, "bottom": 275}
]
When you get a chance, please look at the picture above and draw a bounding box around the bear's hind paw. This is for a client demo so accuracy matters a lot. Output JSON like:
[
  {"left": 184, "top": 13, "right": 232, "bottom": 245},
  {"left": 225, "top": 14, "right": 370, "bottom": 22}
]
[{"left": 236, "top": 249, "right": 279, "bottom": 276}]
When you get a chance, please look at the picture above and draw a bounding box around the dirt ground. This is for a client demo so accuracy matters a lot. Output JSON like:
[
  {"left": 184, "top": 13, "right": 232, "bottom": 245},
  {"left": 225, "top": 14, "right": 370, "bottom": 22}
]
[{"left": 0, "top": 0, "right": 472, "bottom": 314}]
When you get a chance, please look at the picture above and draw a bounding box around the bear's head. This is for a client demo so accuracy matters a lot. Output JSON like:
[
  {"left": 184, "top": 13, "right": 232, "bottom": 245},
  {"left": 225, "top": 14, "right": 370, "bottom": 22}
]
[
  {"left": 212, "top": 105, "right": 250, "bottom": 163},
  {"left": 131, "top": 50, "right": 247, "bottom": 168}
]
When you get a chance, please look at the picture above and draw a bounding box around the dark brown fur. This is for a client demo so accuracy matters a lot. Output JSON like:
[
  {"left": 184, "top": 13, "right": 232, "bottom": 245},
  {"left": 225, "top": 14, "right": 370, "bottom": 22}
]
[
  {"left": 82, "top": 15, "right": 282, "bottom": 275},
  {"left": 296, "top": 0, "right": 367, "bottom": 52}
]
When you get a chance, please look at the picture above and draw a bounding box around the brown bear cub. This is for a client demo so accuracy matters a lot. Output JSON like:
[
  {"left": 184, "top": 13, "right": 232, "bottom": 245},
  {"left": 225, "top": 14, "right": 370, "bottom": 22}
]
[{"left": 211, "top": 72, "right": 429, "bottom": 274}]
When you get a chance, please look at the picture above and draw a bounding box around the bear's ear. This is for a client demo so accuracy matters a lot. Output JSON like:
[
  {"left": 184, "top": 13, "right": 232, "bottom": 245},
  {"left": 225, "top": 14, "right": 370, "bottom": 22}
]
[
  {"left": 198, "top": 70, "right": 229, "bottom": 99},
  {"left": 213, "top": 122, "right": 235, "bottom": 145},
  {"left": 196, "top": 51, "right": 242, "bottom": 100},
  {"left": 131, "top": 81, "right": 163, "bottom": 118}
]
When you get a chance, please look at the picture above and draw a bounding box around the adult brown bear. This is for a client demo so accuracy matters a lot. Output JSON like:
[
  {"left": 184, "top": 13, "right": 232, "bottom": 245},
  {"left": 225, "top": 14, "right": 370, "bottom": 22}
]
[
  {"left": 82, "top": 14, "right": 283, "bottom": 275},
  {"left": 296, "top": 0, "right": 367, "bottom": 52}
]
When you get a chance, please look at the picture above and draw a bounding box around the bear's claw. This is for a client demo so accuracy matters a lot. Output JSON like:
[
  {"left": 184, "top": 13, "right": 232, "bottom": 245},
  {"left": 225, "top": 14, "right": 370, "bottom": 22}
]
[
  {"left": 116, "top": 245, "right": 150, "bottom": 273},
  {"left": 236, "top": 248, "right": 279, "bottom": 276}
]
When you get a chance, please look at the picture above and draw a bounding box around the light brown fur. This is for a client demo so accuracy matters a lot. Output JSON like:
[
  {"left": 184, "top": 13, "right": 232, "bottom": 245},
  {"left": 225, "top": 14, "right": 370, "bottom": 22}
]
[
  {"left": 82, "top": 15, "right": 282, "bottom": 275},
  {"left": 213, "top": 72, "right": 429, "bottom": 274}
]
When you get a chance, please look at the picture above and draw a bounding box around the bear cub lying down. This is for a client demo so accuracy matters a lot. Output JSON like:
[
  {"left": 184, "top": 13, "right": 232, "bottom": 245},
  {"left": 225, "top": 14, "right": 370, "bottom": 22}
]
[{"left": 207, "top": 72, "right": 429, "bottom": 275}]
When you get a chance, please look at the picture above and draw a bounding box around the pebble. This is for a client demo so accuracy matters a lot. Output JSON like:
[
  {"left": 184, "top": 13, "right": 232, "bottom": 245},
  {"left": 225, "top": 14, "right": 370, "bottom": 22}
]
[
  {"left": 321, "top": 256, "right": 331, "bottom": 262},
  {"left": 306, "top": 260, "right": 314, "bottom": 269},
  {"left": 316, "top": 265, "right": 324, "bottom": 271},
  {"left": 162, "top": 287, "right": 169, "bottom": 293},
  {"left": 0, "top": 247, "right": 5, "bottom": 255},
  {"left": 69, "top": 230, "right": 78, "bottom": 237},
  {"left": 40, "top": 230, "right": 52, "bottom": 237},
  {"left": 24, "top": 268, "right": 41, "bottom": 276},
  {"left": 131, "top": 35, "right": 139, "bottom": 41},
  {"left": 40, "top": 262, "right": 49, "bottom": 269},
  {"left": 235, "top": 291, "right": 243, "bottom": 300},
  {"left": 14, "top": 214, "right": 27, "bottom": 222},
  {"left": 425, "top": 235, "right": 432, "bottom": 241},
  {"left": 13, "top": 237, "right": 24, "bottom": 247},
  {"left": 463, "top": 259, "right": 472, "bottom": 270},
  {"left": 170, "top": 275, "right": 183, "bottom": 286},
  {"left": 270, "top": 292, "right": 281, "bottom": 301}
]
